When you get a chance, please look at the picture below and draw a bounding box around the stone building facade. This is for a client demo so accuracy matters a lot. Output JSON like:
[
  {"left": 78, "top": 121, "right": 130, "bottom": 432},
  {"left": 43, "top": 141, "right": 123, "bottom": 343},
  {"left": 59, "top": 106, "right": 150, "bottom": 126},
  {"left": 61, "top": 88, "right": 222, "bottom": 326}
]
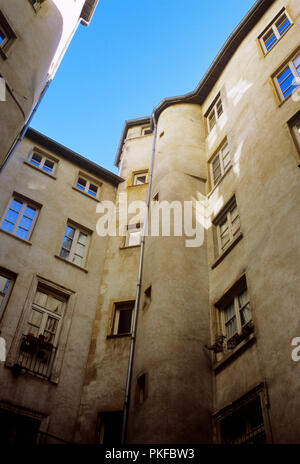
[
  {"left": 0, "top": 0, "right": 300, "bottom": 444},
  {"left": 0, "top": 0, "right": 98, "bottom": 169}
]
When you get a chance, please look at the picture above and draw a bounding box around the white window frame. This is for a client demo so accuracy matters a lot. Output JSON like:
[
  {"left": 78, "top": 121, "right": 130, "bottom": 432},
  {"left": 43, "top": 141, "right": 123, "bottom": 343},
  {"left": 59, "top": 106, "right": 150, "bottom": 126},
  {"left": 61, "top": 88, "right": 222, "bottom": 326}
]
[
  {"left": 259, "top": 9, "right": 292, "bottom": 54},
  {"left": 59, "top": 223, "right": 90, "bottom": 268},
  {"left": 133, "top": 171, "right": 148, "bottom": 186},
  {"left": 274, "top": 51, "right": 300, "bottom": 101},
  {"left": 219, "top": 288, "right": 252, "bottom": 350},
  {"left": 210, "top": 140, "right": 231, "bottom": 187},
  {"left": 111, "top": 301, "right": 134, "bottom": 335},
  {"left": 28, "top": 149, "right": 58, "bottom": 176},
  {"left": 0, "top": 269, "right": 15, "bottom": 321},
  {"left": 215, "top": 198, "right": 240, "bottom": 254},
  {"left": 0, "top": 196, "right": 40, "bottom": 241},
  {"left": 206, "top": 95, "right": 223, "bottom": 133},
  {"left": 26, "top": 288, "right": 65, "bottom": 348},
  {"left": 75, "top": 174, "right": 100, "bottom": 199},
  {"left": 124, "top": 223, "right": 142, "bottom": 247}
]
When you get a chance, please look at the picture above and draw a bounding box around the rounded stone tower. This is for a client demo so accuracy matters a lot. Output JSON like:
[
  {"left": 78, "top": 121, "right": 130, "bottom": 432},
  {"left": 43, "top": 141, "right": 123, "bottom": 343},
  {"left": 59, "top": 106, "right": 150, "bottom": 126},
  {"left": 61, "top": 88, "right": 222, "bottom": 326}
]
[{"left": 127, "top": 103, "right": 212, "bottom": 443}]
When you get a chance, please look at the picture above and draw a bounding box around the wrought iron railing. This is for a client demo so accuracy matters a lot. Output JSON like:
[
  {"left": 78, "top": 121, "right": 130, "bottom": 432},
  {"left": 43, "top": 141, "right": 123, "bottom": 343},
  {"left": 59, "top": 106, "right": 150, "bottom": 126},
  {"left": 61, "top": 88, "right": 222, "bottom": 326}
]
[{"left": 16, "top": 334, "right": 56, "bottom": 378}]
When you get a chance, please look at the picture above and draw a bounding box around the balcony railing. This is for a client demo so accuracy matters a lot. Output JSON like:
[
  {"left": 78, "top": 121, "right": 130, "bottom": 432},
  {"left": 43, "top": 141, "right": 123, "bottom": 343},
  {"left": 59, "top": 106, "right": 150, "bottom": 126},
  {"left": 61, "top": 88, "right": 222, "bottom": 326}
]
[{"left": 16, "top": 334, "right": 56, "bottom": 379}]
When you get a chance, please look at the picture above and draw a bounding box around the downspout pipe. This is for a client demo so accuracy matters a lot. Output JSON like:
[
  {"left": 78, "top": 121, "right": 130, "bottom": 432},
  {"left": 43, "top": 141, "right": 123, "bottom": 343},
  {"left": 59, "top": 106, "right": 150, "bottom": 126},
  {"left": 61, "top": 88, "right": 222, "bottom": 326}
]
[
  {"left": 0, "top": 16, "right": 82, "bottom": 173},
  {"left": 121, "top": 112, "right": 158, "bottom": 444}
]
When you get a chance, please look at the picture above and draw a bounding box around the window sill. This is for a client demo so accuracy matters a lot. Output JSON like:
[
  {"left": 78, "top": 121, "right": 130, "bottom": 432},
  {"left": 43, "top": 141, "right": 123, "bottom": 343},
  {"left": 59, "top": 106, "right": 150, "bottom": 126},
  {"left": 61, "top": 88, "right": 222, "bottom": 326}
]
[
  {"left": 107, "top": 333, "right": 131, "bottom": 339},
  {"left": 120, "top": 244, "right": 141, "bottom": 250},
  {"left": 211, "top": 232, "right": 243, "bottom": 269},
  {"left": 0, "top": 228, "right": 32, "bottom": 245},
  {"left": 128, "top": 183, "right": 148, "bottom": 188},
  {"left": 24, "top": 161, "right": 57, "bottom": 179},
  {"left": 54, "top": 254, "right": 88, "bottom": 273},
  {"left": 213, "top": 333, "right": 256, "bottom": 373},
  {"left": 72, "top": 186, "right": 100, "bottom": 202},
  {"left": 208, "top": 165, "right": 233, "bottom": 197}
]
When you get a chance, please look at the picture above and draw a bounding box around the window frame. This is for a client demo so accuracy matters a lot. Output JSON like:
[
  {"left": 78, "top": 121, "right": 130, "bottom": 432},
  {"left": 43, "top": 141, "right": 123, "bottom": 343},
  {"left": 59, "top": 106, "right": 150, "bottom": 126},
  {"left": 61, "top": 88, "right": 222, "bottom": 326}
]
[
  {"left": 0, "top": 268, "right": 16, "bottom": 321},
  {"left": 288, "top": 111, "right": 300, "bottom": 159},
  {"left": 0, "top": 11, "right": 16, "bottom": 57},
  {"left": 0, "top": 195, "right": 40, "bottom": 241},
  {"left": 124, "top": 223, "right": 143, "bottom": 247},
  {"left": 205, "top": 94, "right": 223, "bottom": 133},
  {"left": 209, "top": 139, "right": 231, "bottom": 188},
  {"left": 214, "top": 197, "right": 241, "bottom": 255},
  {"left": 259, "top": 9, "right": 293, "bottom": 54},
  {"left": 141, "top": 126, "right": 153, "bottom": 136},
  {"left": 132, "top": 171, "right": 149, "bottom": 186},
  {"left": 59, "top": 222, "right": 91, "bottom": 268},
  {"left": 74, "top": 173, "right": 100, "bottom": 200},
  {"left": 27, "top": 149, "right": 58, "bottom": 176},
  {"left": 110, "top": 300, "right": 135, "bottom": 336},
  {"left": 273, "top": 50, "right": 300, "bottom": 101}
]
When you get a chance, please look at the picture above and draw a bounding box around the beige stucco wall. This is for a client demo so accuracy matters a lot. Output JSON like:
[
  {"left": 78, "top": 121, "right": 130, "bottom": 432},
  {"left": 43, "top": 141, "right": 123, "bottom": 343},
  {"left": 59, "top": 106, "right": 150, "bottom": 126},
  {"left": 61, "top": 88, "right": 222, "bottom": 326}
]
[
  {"left": 0, "top": 0, "right": 85, "bottom": 168},
  {"left": 0, "top": 135, "right": 117, "bottom": 442}
]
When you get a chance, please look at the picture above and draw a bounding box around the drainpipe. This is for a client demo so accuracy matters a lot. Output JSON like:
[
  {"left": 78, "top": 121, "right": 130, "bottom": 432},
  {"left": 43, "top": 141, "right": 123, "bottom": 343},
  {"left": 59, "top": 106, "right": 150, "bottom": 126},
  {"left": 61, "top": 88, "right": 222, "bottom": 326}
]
[
  {"left": 121, "top": 112, "right": 158, "bottom": 444},
  {"left": 0, "top": 15, "right": 82, "bottom": 173}
]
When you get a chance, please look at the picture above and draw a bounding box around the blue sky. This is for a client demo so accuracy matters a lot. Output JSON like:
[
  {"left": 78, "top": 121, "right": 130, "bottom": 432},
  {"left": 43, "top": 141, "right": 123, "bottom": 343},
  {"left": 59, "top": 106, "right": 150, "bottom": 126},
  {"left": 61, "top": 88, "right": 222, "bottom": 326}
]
[{"left": 32, "top": 0, "right": 256, "bottom": 173}]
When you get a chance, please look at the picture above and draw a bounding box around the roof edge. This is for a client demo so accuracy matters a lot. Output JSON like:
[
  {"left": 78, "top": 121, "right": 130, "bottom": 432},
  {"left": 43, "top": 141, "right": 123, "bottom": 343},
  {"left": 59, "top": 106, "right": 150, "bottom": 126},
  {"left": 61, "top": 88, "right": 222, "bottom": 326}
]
[
  {"left": 114, "top": 116, "right": 151, "bottom": 166},
  {"left": 26, "top": 128, "right": 123, "bottom": 186}
]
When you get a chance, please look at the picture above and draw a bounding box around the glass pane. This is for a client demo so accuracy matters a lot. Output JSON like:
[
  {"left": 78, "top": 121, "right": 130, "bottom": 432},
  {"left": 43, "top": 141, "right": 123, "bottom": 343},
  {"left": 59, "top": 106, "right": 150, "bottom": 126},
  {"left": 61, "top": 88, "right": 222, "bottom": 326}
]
[
  {"left": 276, "top": 14, "right": 291, "bottom": 35},
  {"left": 135, "top": 175, "right": 146, "bottom": 185},
  {"left": 117, "top": 309, "right": 132, "bottom": 334},
  {"left": 43, "top": 332, "right": 55, "bottom": 343},
  {"left": 263, "top": 29, "right": 277, "bottom": 50},
  {"left": 42, "top": 159, "right": 54, "bottom": 173},
  {"left": 76, "top": 177, "right": 86, "bottom": 190},
  {"left": 19, "top": 216, "right": 32, "bottom": 231},
  {"left": 1, "top": 221, "right": 14, "bottom": 233},
  {"left": 293, "top": 54, "right": 300, "bottom": 73},
  {"left": 0, "top": 295, "right": 3, "bottom": 306},
  {"left": 29, "top": 309, "right": 43, "bottom": 327},
  {"left": 6, "top": 209, "right": 19, "bottom": 224},
  {"left": 216, "top": 99, "right": 223, "bottom": 117},
  {"left": 72, "top": 254, "right": 83, "bottom": 266},
  {"left": 238, "top": 289, "right": 249, "bottom": 308},
  {"left": 78, "top": 232, "right": 87, "bottom": 245},
  {"left": 46, "top": 295, "right": 63, "bottom": 315},
  {"left": 10, "top": 200, "right": 23, "bottom": 212},
  {"left": 16, "top": 227, "right": 29, "bottom": 240},
  {"left": 0, "top": 30, "right": 5, "bottom": 43},
  {"left": 24, "top": 206, "right": 36, "bottom": 220},
  {"left": 277, "top": 66, "right": 292, "bottom": 84},
  {"left": 75, "top": 243, "right": 85, "bottom": 257},
  {"left": 30, "top": 153, "right": 42, "bottom": 167},
  {"left": 219, "top": 218, "right": 228, "bottom": 234},
  {"left": 45, "top": 316, "right": 58, "bottom": 333},
  {"left": 27, "top": 325, "right": 39, "bottom": 337},
  {"left": 225, "top": 317, "right": 237, "bottom": 339},
  {"left": 0, "top": 276, "right": 10, "bottom": 294},
  {"left": 240, "top": 304, "right": 252, "bottom": 326},
  {"left": 88, "top": 184, "right": 98, "bottom": 196},
  {"left": 208, "top": 111, "right": 216, "bottom": 130},
  {"left": 65, "top": 226, "right": 75, "bottom": 239},
  {"left": 34, "top": 291, "right": 48, "bottom": 308},
  {"left": 128, "top": 230, "right": 141, "bottom": 246},
  {"left": 224, "top": 302, "right": 235, "bottom": 323},
  {"left": 62, "top": 237, "right": 72, "bottom": 250},
  {"left": 59, "top": 248, "right": 70, "bottom": 259}
]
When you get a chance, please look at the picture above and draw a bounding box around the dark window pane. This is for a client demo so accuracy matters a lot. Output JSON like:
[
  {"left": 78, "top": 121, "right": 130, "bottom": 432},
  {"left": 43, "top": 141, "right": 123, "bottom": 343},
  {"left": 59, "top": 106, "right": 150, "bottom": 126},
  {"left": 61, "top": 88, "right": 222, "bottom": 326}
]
[
  {"left": 276, "top": 15, "right": 291, "bottom": 35},
  {"left": 0, "top": 30, "right": 5, "bottom": 44},
  {"left": 42, "top": 160, "right": 54, "bottom": 173},
  {"left": 117, "top": 309, "right": 132, "bottom": 334}
]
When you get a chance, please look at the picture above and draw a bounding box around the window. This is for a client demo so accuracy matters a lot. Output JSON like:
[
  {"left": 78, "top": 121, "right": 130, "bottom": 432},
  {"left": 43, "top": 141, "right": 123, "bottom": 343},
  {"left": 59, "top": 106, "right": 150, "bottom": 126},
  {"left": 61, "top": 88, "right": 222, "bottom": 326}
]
[
  {"left": 210, "top": 140, "right": 231, "bottom": 187},
  {"left": 0, "top": 408, "right": 41, "bottom": 444},
  {"left": 95, "top": 411, "right": 123, "bottom": 444},
  {"left": 133, "top": 171, "right": 148, "bottom": 186},
  {"left": 0, "top": 196, "right": 40, "bottom": 241},
  {"left": 219, "top": 394, "right": 266, "bottom": 444},
  {"left": 141, "top": 126, "right": 153, "bottom": 136},
  {"left": 0, "top": 11, "right": 16, "bottom": 54},
  {"left": 215, "top": 276, "right": 253, "bottom": 352},
  {"left": 0, "top": 269, "right": 15, "bottom": 321},
  {"left": 214, "top": 197, "right": 241, "bottom": 255},
  {"left": 259, "top": 10, "right": 292, "bottom": 53},
  {"left": 17, "top": 286, "right": 66, "bottom": 378},
  {"left": 28, "top": 0, "right": 44, "bottom": 12},
  {"left": 274, "top": 51, "right": 300, "bottom": 100},
  {"left": 75, "top": 175, "right": 99, "bottom": 198},
  {"left": 143, "top": 285, "right": 151, "bottom": 310},
  {"left": 124, "top": 223, "right": 142, "bottom": 247},
  {"left": 206, "top": 94, "right": 223, "bottom": 132},
  {"left": 136, "top": 373, "right": 147, "bottom": 404},
  {"left": 59, "top": 223, "right": 90, "bottom": 267},
  {"left": 111, "top": 301, "right": 134, "bottom": 336},
  {"left": 28, "top": 150, "right": 57, "bottom": 175},
  {"left": 289, "top": 113, "right": 300, "bottom": 154}
]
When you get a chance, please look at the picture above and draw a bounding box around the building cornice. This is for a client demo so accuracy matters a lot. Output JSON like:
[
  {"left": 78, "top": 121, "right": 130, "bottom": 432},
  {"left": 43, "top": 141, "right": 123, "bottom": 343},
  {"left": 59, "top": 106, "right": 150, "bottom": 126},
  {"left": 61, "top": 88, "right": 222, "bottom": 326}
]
[
  {"left": 114, "top": 0, "right": 276, "bottom": 166},
  {"left": 25, "top": 128, "right": 123, "bottom": 186}
]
